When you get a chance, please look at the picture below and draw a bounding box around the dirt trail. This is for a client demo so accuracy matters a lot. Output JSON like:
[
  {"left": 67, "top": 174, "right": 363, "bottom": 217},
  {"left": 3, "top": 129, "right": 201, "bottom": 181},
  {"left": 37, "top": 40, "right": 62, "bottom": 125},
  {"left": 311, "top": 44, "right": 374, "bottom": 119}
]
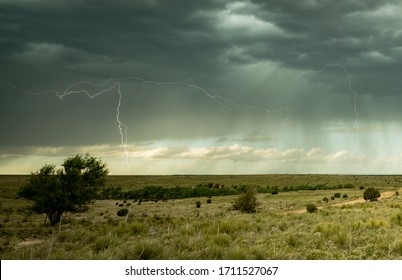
[
  {"left": 16, "top": 240, "right": 43, "bottom": 247},
  {"left": 288, "top": 187, "right": 402, "bottom": 214}
]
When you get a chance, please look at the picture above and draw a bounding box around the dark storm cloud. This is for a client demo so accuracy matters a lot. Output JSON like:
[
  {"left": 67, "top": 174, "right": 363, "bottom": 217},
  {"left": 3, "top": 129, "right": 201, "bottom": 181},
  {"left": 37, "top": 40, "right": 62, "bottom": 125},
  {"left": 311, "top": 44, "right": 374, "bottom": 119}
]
[
  {"left": 1, "top": 0, "right": 401, "bottom": 89},
  {"left": 1, "top": 0, "right": 402, "bottom": 151},
  {"left": 0, "top": 0, "right": 227, "bottom": 78}
]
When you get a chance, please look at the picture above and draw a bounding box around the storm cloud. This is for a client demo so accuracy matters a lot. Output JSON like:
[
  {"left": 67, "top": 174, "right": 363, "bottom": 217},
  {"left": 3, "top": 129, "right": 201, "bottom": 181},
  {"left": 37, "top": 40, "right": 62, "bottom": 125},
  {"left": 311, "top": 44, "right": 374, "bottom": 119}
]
[{"left": 1, "top": 0, "right": 402, "bottom": 174}]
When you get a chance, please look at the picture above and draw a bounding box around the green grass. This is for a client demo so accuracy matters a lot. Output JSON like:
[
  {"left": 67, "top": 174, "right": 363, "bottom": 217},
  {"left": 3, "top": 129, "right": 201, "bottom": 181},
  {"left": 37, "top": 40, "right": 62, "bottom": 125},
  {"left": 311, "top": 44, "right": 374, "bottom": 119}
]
[{"left": 1, "top": 174, "right": 402, "bottom": 259}]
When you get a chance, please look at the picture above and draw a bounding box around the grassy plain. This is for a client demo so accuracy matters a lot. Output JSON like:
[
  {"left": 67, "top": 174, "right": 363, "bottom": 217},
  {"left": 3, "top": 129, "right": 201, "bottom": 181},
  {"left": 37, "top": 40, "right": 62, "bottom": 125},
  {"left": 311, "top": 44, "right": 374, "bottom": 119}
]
[{"left": 0, "top": 174, "right": 401, "bottom": 259}]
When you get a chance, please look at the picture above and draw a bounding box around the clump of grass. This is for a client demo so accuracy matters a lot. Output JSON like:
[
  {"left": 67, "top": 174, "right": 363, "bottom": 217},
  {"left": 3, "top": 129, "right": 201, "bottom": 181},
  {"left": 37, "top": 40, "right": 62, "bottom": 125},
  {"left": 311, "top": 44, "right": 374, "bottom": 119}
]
[
  {"left": 315, "top": 223, "right": 350, "bottom": 248},
  {"left": 286, "top": 234, "right": 300, "bottom": 247},
  {"left": 212, "top": 233, "right": 231, "bottom": 246},
  {"left": 392, "top": 240, "right": 402, "bottom": 256},
  {"left": 129, "top": 222, "right": 147, "bottom": 235},
  {"left": 390, "top": 212, "right": 402, "bottom": 226},
  {"left": 134, "top": 240, "right": 163, "bottom": 260},
  {"left": 92, "top": 235, "right": 118, "bottom": 253},
  {"left": 195, "top": 201, "right": 201, "bottom": 208},
  {"left": 367, "top": 218, "right": 388, "bottom": 228}
]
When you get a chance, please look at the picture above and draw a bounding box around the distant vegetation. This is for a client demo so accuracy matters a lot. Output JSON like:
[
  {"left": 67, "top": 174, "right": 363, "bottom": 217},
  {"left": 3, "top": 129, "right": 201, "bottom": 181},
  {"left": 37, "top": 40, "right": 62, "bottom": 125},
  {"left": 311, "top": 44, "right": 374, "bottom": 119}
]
[{"left": 99, "top": 183, "right": 356, "bottom": 200}]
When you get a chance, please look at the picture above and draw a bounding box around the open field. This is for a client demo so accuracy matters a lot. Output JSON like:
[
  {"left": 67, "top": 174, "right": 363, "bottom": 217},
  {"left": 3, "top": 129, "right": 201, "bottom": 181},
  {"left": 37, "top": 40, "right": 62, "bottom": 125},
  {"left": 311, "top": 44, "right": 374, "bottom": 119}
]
[{"left": 1, "top": 174, "right": 402, "bottom": 259}]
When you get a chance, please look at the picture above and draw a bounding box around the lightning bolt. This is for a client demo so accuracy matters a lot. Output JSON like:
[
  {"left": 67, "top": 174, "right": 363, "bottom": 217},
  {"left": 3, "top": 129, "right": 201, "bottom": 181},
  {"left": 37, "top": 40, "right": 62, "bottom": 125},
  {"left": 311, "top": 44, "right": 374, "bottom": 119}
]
[
  {"left": 294, "top": 63, "right": 368, "bottom": 173},
  {"left": 1, "top": 76, "right": 288, "bottom": 174},
  {"left": 296, "top": 64, "right": 360, "bottom": 147},
  {"left": 1, "top": 65, "right": 361, "bottom": 174}
]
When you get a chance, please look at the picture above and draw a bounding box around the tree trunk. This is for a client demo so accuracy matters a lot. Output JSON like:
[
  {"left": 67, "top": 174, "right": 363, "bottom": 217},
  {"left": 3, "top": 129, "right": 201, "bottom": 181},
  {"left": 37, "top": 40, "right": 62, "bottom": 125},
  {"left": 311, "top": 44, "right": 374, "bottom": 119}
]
[{"left": 47, "top": 210, "right": 63, "bottom": 227}]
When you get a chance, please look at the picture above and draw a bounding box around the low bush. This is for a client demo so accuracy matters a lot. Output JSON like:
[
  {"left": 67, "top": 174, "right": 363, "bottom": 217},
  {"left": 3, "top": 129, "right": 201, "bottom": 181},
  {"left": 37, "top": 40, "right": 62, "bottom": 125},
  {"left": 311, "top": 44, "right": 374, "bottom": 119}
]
[
  {"left": 306, "top": 203, "right": 318, "bottom": 213},
  {"left": 342, "top": 194, "right": 348, "bottom": 198},
  {"left": 196, "top": 201, "right": 201, "bottom": 208},
  {"left": 363, "top": 188, "right": 380, "bottom": 202},
  {"left": 207, "top": 198, "right": 212, "bottom": 204},
  {"left": 233, "top": 188, "right": 258, "bottom": 213},
  {"left": 117, "top": 208, "right": 129, "bottom": 217}
]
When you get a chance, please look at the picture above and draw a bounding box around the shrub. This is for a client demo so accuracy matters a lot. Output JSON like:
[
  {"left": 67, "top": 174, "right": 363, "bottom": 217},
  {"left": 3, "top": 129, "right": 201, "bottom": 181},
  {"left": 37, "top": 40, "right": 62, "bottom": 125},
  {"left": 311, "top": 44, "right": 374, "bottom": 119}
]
[
  {"left": 195, "top": 201, "right": 201, "bottom": 208},
  {"left": 117, "top": 208, "right": 129, "bottom": 217},
  {"left": 271, "top": 190, "right": 279, "bottom": 195},
  {"left": 342, "top": 194, "right": 348, "bottom": 199},
  {"left": 233, "top": 188, "right": 258, "bottom": 213},
  {"left": 119, "top": 203, "right": 124, "bottom": 207},
  {"left": 360, "top": 186, "right": 365, "bottom": 190},
  {"left": 334, "top": 193, "right": 341, "bottom": 198},
  {"left": 125, "top": 203, "right": 131, "bottom": 207},
  {"left": 331, "top": 196, "right": 335, "bottom": 200},
  {"left": 363, "top": 188, "right": 380, "bottom": 202},
  {"left": 207, "top": 198, "right": 212, "bottom": 204},
  {"left": 306, "top": 203, "right": 318, "bottom": 213},
  {"left": 322, "top": 197, "right": 329, "bottom": 203},
  {"left": 396, "top": 191, "right": 399, "bottom": 196}
]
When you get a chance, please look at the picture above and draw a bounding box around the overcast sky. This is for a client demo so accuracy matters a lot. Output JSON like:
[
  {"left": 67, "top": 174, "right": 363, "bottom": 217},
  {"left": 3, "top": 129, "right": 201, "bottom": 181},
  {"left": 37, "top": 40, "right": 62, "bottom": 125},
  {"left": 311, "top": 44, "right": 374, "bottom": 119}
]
[{"left": 1, "top": 0, "right": 402, "bottom": 175}]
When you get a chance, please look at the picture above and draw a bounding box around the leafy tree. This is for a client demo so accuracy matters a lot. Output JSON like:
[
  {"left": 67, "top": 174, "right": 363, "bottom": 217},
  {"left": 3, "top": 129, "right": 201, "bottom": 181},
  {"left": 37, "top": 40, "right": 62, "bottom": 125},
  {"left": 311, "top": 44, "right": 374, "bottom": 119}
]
[
  {"left": 363, "top": 187, "right": 380, "bottom": 202},
  {"left": 18, "top": 154, "right": 108, "bottom": 226}
]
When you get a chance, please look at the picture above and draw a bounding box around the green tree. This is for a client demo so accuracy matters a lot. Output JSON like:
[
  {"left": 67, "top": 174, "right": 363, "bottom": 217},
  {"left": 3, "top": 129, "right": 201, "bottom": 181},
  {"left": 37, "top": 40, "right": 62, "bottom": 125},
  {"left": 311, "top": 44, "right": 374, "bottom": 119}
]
[
  {"left": 18, "top": 154, "right": 109, "bottom": 226},
  {"left": 363, "top": 187, "right": 380, "bottom": 202}
]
